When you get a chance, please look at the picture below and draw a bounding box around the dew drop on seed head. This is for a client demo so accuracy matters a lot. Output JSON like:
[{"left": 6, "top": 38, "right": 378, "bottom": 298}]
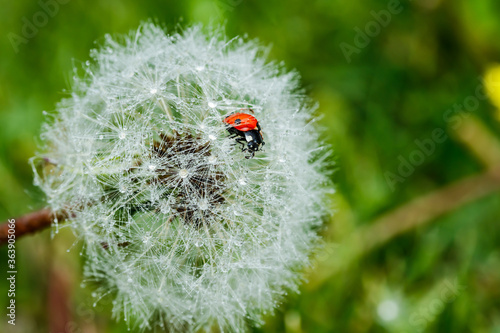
[
  {"left": 208, "top": 101, "right": 217, "bottom": 108},
  {"left": 148, "top": 164, "right": 156, "bottom": 171},
  {"left": 198, "top": 199, "right": 209, "bottom": 210},
  {"left": 119, "top": 184, "right": 127, "bottom": 193},
  {"left": 125, "top": 69, "right": 134, "bottom": 77},
  {"left": 160, "top": 202, "right": 170, "bottom": 214},
  {"left": 178, "top": 169, "right": 189, "bottom": 178},
  {"left": 119, "top": 132, "right": 126, "bottom": 139}
]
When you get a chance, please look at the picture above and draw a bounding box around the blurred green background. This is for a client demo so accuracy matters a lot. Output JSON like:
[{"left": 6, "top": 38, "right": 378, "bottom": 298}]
[{"left": 2, "top": 0, "right": 500, "bottom": 332}]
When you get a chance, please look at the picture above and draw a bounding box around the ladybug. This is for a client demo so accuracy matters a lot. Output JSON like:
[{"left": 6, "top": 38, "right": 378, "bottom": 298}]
[{"left": 224, "top": 110, "right": 265, "bottom": 159}]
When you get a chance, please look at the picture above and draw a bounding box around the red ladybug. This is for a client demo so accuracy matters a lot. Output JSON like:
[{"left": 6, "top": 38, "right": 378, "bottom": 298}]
[{"left": 224, "top": 110, "right": 265, "bottom": 159}]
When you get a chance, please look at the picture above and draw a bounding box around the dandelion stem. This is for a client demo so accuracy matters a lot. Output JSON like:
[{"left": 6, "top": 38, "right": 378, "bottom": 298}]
[{"left": 0, "top": 208, "right": 69, "bottom": 245}]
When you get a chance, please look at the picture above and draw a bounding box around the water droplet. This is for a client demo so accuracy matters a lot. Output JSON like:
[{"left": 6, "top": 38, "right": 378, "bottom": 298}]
[
  {"left": 195, "top": 65, "right": 204, "bottom": 71},
  {"left": 99, "top": 135, "right": 104, "bottom": 140},
  {"left": 127, "top": 277, "right": 133, "bottom": 283},
  {"left": 125, "top": 69, "right": 134, "bottom": 77},
  {"left": 150, "top": 88, "right": 158, "bottom": 94},
  {"left": 118, "top": 132, "right": 126, "bottom": 140},
  {"left": 178, "top": 169, "right": 189, "bottom": 178},
  {"left": 208, "top": 156, "right": 216, "bottom": 164},
  {"left": 119, "top": 184, "right": 127, "bottom": 193},
  {"left": 148, "top": 164, "right": 156, "bottom": 171},
  {"left": 238, "top": 178, "right": 247, "bottom": 186},
  {"left": 195, "top": 240, "right": 203, "bottom": 247},
  {"left": 208, "top": 101, "right": 217, "bottom": 108},
  {"left": 198, "top": 199, "right": 209, "bottom": 210},
  {"left": 208, "top": 134, "right": 216, "bottom": 141},
  {"left": 160, "top": 202, "right": 170, "bottom": 214}
]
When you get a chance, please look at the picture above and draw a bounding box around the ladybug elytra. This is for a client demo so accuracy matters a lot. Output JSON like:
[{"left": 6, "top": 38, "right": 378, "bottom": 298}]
[{"left": 224, "top": 110, "right": 265, "bottom": 159}]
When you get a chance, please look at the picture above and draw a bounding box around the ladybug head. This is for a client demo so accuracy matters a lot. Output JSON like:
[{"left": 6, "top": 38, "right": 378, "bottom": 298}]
[{"left": 247, "top": 141, "right": 259, "bottom": 152}]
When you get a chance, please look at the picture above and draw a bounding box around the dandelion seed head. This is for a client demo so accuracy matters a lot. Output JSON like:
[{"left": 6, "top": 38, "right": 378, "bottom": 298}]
[{"left": 31, "top": 23, "right": 331, "bottom": 333}]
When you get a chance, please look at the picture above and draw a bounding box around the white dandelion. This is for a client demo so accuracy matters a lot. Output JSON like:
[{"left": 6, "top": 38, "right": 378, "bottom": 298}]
[{"left": 31, "top": 23, "right": 331, "bottom": 332}]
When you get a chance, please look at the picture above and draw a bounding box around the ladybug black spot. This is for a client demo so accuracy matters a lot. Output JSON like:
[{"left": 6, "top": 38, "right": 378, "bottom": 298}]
[{"left": 234, "top": 118, "right": 241, "bottom": 125}]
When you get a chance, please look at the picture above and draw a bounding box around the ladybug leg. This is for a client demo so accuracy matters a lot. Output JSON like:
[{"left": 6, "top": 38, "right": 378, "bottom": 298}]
[
  {"left": 234, "top": 138, "right": 247, "bottom": 151},
  {"left": 244, "top": 150, "right": 255, "bottom": 159},
  {"left": 229, "top": 140, "right": 246, "bottom": 151}
]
